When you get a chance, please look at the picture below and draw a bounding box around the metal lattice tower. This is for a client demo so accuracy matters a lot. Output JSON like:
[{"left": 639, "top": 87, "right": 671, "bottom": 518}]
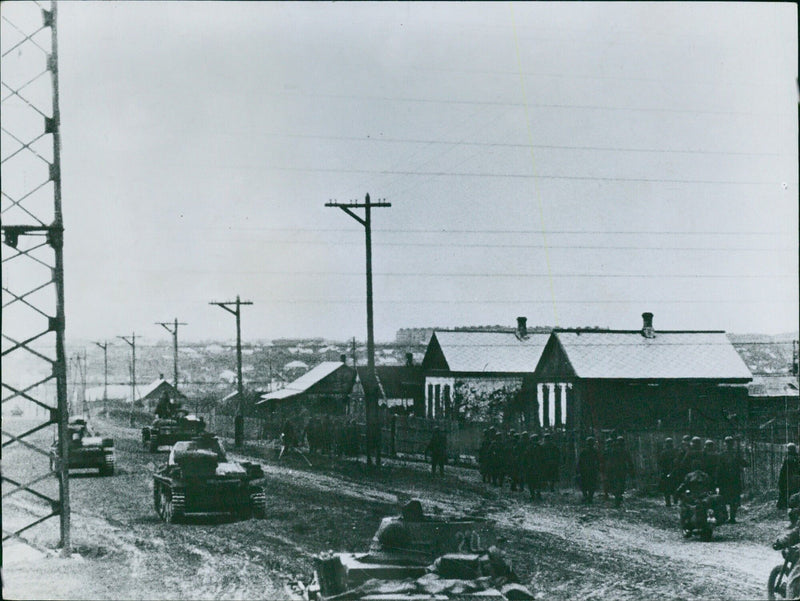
[{"left": 2, "top": 1, "right": 70, "bottom": 554}]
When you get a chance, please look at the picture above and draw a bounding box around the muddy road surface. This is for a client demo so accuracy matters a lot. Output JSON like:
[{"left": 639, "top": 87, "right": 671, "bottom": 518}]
[{"left": 2, "top": 416, "right": 788, "bottom": 599}]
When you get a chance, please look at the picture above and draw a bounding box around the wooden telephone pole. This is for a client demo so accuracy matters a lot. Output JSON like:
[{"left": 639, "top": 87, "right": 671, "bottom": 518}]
[
  {"left": 210, "top": 296, "right": 252, "bottom": 448},
  {"left": 117, "top": 333, "right": 137, "bottom": 426},
  {"left": 326, "top": 193, "right": 391, "bottom": 467},
  {"left": 156, "top": 318, "right": 187, "bottom": 392}
]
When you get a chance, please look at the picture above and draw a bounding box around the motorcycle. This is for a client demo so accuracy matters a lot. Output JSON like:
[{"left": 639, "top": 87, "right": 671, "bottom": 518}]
[
  {"left": 678, "top": 493, "right": 726, "bottom": 541},
  {"left": 768, "top": 544, "right": 800, "bottom": 600}
]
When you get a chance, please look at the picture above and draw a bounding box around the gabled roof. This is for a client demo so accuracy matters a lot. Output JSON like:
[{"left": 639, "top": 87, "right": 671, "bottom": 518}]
[
  {"left": 355, "top": 365, "right": 424, "bottom": 399},
  {"left": 552, "top": 330, "right": 752, "bottom": 380},
  {"left": 428, "top": 330, "right": 550, "bottom": 373},
  {"left": 259, "top": 361, "right": 346, "bottom": 402},
  {"left": 139, "top": 378, "right": 187, "bottom": 401}
]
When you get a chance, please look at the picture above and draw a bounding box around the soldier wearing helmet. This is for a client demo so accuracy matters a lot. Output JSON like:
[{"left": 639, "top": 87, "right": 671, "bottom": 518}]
[
  {"left": 605, "top": 436, "right": 635, "bottom": 507},
  {"left": 701, "top": 440, "right": 720, "bottom": 489},
  {"left": 658, "top": 437, "right": 678, "bottom": 506},
  {"left": 717, "top": 436, "right": 748, "bottom": 523},
  {"left": 778, "top": 443, "right": 800, "bottom": 509}
]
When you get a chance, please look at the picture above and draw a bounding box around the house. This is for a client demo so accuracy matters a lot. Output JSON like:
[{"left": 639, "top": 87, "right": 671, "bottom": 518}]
[
  {"left": 139, "top": 375, "right": 188, "bottom": 407},
  {"left": 257, "top": 358, "right": 355, "bottom": 416},
  {"left": 352, "top": 354, "right": 425, "bottom": 417},
  {"left": 421, "top": 317, "right": 550, "bottom": 424},
  {"left": 533, "top": 313, "right": 753, "bottom": 435}
]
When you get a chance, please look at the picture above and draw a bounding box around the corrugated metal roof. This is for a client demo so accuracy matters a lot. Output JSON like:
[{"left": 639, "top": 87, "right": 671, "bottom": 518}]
[
  {"left": 259, "top": 361, "right": 344, "bottom": 402},
  {"left": 434, "top": 331, "right": 550, "bottom": 373},
  {"left": 748, "top": 375, "right": 800, "bottom": 397},
  {"left": 554, "top": 331, "right": 753, "bottom": 380}
]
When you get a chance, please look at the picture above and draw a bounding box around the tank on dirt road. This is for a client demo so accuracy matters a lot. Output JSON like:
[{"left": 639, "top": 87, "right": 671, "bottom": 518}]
[
  {"left": 152, "top": 433, "right": 266, "bottom": 523},
  {"left": 306, "top": 500, "right": 533, "bottom": 600},
  {"left": 50, "top": 416, "right": 115, "bottom": 476},
  {"left": 142, "top": 409, "right": 206, "bottom": 452}
]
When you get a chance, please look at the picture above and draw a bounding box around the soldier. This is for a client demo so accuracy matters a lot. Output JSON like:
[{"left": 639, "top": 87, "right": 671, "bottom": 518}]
[
  {"left": 541, "top": 433, "right": 560, "bottom": 492},
  {"left": 501, "top": 430, "right": 517, "bottom": 489},
  {"left": 523, "top": 433, "right": 543, "bottom": 501},
  {"left": 778, "top": 443, "right": 800, "bottom": 509},
  {"left": 701, "top": 439, "right": 720, "bottom": 489},
  {"left": 154, "top": 390, "right": 172, "bottom": 419},
  {"left": 597, "top": 437, "right": 610, "bottom": 501},
  {"left": 717, "top": 436, "right": 748, "bottom": 523},
  {"left": 512, "top": 431, "right": 528, "bottom": 493},
  {"left": 606, "top": 436, "right": 634, "bottom": 507},
  {"left": 508, "top": 432, "right": 522, "bottom": 492},
  {"left": 577, "top": 436, "right": 600, "bottom": 504},
  {"left": 426, "top": 427, "right": 447, "bottom": 476},
  {"left": 488, "top": 431, "right": 505, "bottom": 487},
  {"left": 657, "top": 437, "right": 679, "bottom": 506},
  {"left": 478, "top": 428, "right": 492, "bottom": 483},
  {"left": 677, "top": 436, "right": 705, "bottom": 476}
]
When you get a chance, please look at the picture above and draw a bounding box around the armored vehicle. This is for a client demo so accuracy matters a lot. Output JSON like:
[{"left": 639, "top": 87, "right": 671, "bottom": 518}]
[
  {"left": 152, "top": 434, "right": 266, "bottom": 523},
  {"left": 50, "top": 416, "right": 115, "bottom": 476},
  {"left": 142, "top": 409, "right": 206, "bottom": 452},
  {"left": 306, "top": 501, "right": 534, "bottom": 600}
]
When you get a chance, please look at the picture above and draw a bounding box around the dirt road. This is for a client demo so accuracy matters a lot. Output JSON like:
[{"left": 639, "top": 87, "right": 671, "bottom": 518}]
[{"left": 2, "top": 416, "right": 788, "bottom": 600}]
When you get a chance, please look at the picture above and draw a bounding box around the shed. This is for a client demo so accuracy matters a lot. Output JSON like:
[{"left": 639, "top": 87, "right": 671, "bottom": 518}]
[{"left": 257, "top": 361, "right": 355, "bottom": 415}]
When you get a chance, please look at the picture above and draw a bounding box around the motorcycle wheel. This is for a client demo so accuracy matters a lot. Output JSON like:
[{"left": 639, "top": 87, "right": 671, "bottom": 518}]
[
  {"left": 700, "top": 527, "right": 713, "bottom": 542},
  {"left": 682, "top": 528, "right": 692, "bottom": 539},
  {"left": 768, "top": 564, "right": 787, "bottom": 599}
]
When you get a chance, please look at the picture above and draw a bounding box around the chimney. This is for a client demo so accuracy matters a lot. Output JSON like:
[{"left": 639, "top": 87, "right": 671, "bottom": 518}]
[
  {"left": 340, "top": 354, "right": 347, "bottom": 364},
  {"left": 159, "top": 373, "right": 165, "bottom": 380},
  {"left": 642, "top": 312, "right": 655, "bottom": 338},
  {"left": 516, "top": 316, "right": 528, "bottom": 339},
  {"left": 405, "top": 352, "right": 413, "bottom": 367}
]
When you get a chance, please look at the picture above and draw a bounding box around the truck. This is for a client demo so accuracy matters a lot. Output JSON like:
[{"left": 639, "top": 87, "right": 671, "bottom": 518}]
[
  {"left": 51, "top": 416, "right": 115, "bottom": 476},
  {"left": 142, "top": 409, "right": 206, "bottom": 452},
  {"left": 152, "top": 434, "right": 267, "bottom": 523}
]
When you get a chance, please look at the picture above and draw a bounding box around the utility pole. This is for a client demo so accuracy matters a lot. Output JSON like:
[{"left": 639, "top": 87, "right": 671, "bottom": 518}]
[
  {"left": 117, "top": 333, "right": 137, "bottom": 427},
  {"left": 210, "top": 296, "right": 252, "bottom": 448},
  {"left": 326, "top": 193, "right": 391, "bottom": 467},
  {"left": 156, "top": 318, "right": 187, "bottom": 392},
  {"left": 94, "top": 342, "right": 109, "bottom": 416}
]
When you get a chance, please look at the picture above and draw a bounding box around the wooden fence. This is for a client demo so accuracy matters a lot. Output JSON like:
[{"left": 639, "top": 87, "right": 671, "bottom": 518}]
[{"left": 195, "top": 410, "right": 792, "bottom": 498}]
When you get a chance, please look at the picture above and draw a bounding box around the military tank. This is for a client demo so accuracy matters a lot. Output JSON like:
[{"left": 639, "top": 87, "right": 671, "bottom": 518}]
[
  {"left": 50, "top": 416, "right": 115, "bottom": 476},
  {"left": 142, "top": 409, "right": 206, "bottom": 452},
  {"left": 152, "top": 433, "right": 267, "bottom": 523},
  {"left": 305, "top": 500, "right": 534, "bottom": 600}
]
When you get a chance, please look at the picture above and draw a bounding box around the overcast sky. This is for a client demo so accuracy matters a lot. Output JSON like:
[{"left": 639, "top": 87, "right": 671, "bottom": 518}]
[{"left": 3, "top": 2, "right": 798, "bottom": 344}]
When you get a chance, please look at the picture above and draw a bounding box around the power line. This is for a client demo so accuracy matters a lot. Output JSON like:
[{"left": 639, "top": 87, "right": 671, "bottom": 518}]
[
  {"left": 184, "top": 238, "right": 794, "bottom": 251},
  {"left": 178, "top": 226, "right": 794, "bottom": 236},
  {"left": 281, "top": 89, "right": 781, "bottom": 117},
  {"left": 246, "top": 132, "right": 787, "bottom": 158},
  {"left": 128, "top": 269, "right": 798, "bottom": 279},
  {"left": 244, "top": 165, "right": 791, "bottom": 186}
]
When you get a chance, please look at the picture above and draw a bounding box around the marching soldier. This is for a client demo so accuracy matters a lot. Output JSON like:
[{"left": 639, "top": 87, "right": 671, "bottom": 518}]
[
  {"left": 524, "top": 433, "right": 544, "bottom": 501},
  {"left": 717, "top": 436, "right": 748, "bottom": 523},
  {"left": 541, "top": 433, "right": 560, "bottom": 492},
  {"left": 606, "top": 436, "right": 634, "bottom": 507},
  {"left": 657, "top": 437, "right": 679, "bottom": 506},
  {"left": 577, "top": 436, "right": 600, "bottom": 504},
  {"left": 778, "top": 443, "right": 800, "bottom": 510}
]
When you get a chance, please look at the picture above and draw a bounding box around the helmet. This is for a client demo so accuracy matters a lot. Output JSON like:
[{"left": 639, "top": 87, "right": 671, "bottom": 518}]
[
  {"left": 704, "top": 440, "right": 715, "bottom": 449},
  {"left": 724, "top": 436, "right": 734, "bottom": 445},
  {"left": 788, "top": 443, "right": 798, "bottom": 455},
  {"left": 664, "top": 437, "right": 673, "bottom": 444}
]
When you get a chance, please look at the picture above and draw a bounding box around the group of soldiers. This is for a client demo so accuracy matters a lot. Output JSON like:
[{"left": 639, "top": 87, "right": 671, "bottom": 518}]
[
  {"left": 477, "top": 428, "right": 562, "bottom": 501},
  {"left": 576, "top": 435, "right": 635, "bottom": 507},
  {"left": 657, "top": 435, "right": 747, "bottom": 522}
]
